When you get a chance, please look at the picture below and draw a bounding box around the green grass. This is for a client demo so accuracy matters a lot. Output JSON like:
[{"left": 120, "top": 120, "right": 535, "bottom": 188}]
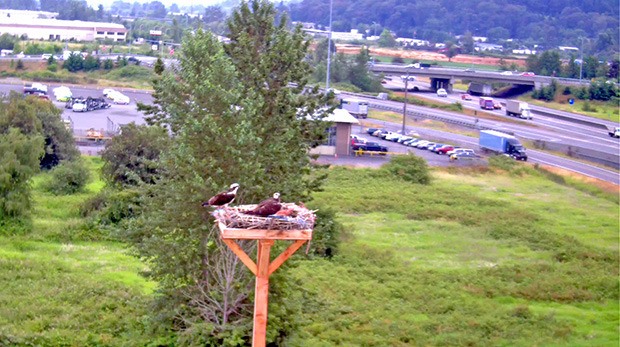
[
  {"left": 524, "top": 96, "right": 620, "bottom": 123},
  {"left": 0, "top": 157, "right": 155, "bottom": 346},
  {"left": 284, "top": 166, "right": 619, "bottom": 346},
  {"left": 1, "top": 157, "right": 618, "bottom": 346}
]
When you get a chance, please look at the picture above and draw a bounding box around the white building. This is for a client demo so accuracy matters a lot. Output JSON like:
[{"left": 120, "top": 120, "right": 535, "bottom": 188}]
[
  {"left": 301, "top": 28, "right": 363, "bottom": 41},
  {"left": 0, "top": 16, "right": 127, "bottom": 42},
  {"left": 396, "top": 38, "right": 430, "bottom": 47}
]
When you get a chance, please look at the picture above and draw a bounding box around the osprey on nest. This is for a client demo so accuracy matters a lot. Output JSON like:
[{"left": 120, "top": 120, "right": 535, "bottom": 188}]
[
  {"left": 202, "top": 183, "right": 240, "bottom": 207},
  {"left": 244, "top": 192, "right": 282, "bottom": 217}
]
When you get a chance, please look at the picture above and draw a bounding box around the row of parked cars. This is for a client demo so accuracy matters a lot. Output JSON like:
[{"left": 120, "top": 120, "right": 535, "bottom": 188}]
[{"left": 355, "top": 128, "right": 478, "bottom": 160}]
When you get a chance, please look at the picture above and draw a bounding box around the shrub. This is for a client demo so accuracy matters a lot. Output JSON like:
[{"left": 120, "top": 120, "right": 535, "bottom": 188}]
[
  {"left": 383, "top": 153, "right": 431, "bottom": 184},
  {"left": 304, "top": 206, "right": 343, "bottom": 258},
  {"left": 488, "top": 155, "right": 517, "bottom": 171},
  {"left": 15, "top": 59, "right": 24, "bottom": 70},
  {"left": 47, "top": 63, "right": 57, "bottom": 72},
  {"left": 43, "top": 159, "right": 90, "bottom": 195},
  {"left": 581, "top": 101, "right": 597, "bottom": 112},
  {"left": 80, "top": 188, "right": 142, "bottom": 225}
]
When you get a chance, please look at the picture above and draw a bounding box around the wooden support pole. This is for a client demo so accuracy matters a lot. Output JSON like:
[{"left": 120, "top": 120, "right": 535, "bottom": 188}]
[
  {"left": 221, "top": 239, "right": 257, "bottom": 276},
  {"left": 252, "top": 239, "right": 274, "bottom": 347},
  {"left": 268, "top": 240, "right": 307, "bottom": 276}
]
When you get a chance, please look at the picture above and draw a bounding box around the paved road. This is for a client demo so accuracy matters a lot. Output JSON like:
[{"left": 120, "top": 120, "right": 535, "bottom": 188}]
[{"left": 1, "top": 80, "right": 618, "bottom": 184}]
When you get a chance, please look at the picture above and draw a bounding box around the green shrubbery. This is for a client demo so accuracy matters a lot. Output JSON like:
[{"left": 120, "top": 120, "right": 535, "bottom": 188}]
[
  {"left": 383, "top": 153, "right": 432, "bottom": 184},
  {"left": 43, "top": 160, "right": 90, "bottom": 195}
]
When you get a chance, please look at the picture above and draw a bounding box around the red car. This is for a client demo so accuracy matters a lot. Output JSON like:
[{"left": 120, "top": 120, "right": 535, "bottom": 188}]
[
  {"left": 436, "top": 145, "right": 457, "bottom": 154},
  {"left": 461, "top": 94, "right": 472, "bottom": 100}
]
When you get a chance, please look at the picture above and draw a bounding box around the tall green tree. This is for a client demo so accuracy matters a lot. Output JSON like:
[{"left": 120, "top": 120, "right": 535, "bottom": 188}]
[
  {"left": 377, "top": 28, "right": 396, "bottom": 48},
  {"left": 129, "top": 0, "right": 331, "bottom": 343}
]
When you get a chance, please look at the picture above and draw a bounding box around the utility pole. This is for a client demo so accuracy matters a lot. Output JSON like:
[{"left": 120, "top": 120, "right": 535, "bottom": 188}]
[
  {"left": 325, "top": 0, "right": 333, "bottom": 91},
  {"left": 579, "top": 37, "right": 584, "bottom": 83},
  {"left": 402, "top": 70, "right": 410, "bottom": 134}
]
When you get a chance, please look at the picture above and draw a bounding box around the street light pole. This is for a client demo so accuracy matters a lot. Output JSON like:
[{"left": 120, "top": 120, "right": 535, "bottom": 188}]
[
  {"left": 579, "top": 37, "right": 584, "bottom": 83},
  {"left": 325, "top": 0, "right": 333, "bottom": 91},
  {"left": 402, "top": 72, "right": 409, "bottom": 135}
]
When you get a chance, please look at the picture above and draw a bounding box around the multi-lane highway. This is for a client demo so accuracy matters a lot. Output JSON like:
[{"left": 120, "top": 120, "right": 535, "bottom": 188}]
[{"left": 1, "top": 80, "right": 618, "bottom": 184}]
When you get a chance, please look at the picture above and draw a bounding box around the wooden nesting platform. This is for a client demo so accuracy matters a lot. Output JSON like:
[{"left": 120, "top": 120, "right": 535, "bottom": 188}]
[
  {"left": 214, "top": 203, "right": 315, "bottom": 241},
  {"left": 212, "top": 202, "right": 316, "bottom": 347}
]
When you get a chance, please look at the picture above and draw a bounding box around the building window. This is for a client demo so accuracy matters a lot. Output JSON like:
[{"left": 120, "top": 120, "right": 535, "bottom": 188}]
[
  {"left": 326, "top": 126, "right": 337, "bottom": 146},
  {"left": 97, "top": 31, "right": 104, "bottom": 35},
  {"left": 107, "top": 31, "right": 114, "bottom": 35}
]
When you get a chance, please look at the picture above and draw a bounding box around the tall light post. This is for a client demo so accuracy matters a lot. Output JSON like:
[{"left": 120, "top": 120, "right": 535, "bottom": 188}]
[
  {"left": 402, "top": 68, "right": 411, "bottom": 134},
  {"left": 325, "top": 0, "right": 333, "bottom": 91},
  {"left": 579, "top": 37, "right": 584, "bottom": 83}
]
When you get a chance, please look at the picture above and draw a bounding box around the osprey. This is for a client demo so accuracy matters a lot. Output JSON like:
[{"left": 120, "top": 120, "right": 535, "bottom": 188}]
[
  {"left": 244, "top": 192, "right": 282, "bottom": 217},
  {"left": 202, "top": 183, "right": 240, "bottom": 207}
]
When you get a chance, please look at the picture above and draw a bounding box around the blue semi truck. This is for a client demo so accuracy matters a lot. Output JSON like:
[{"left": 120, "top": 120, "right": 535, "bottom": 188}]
[{"left": 479, "top": 130, "right": 528, "bottom": 161}]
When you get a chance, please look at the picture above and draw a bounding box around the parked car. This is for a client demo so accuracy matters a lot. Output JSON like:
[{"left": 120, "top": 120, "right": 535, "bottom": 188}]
[
  {"left": 103, "top": 88, "right": 116, "bottom": 97},
  {"left": 372, "top": 129, "right": 386, "bottom": 137},
  {"left": 447, "top": 148, "right": 475, "bottom": 156},
  {"left": 366, "top": 127, "right": 380, "bottom": 135},
  {"left": 352, "top": 141, "right": 388, "bottom": 155},
  {"left": 384, "top": 132, "right": 402, "bottom": 141},
  {"left": 396, "top": 136, "right": 413, "bottom": 144},
  {"left": 350, "top": 135, "right": 367, "bottom": 145},
  {"left": 109, "top": 91, "right": 130, "bottom": 105},
  {"left": 436, "top": 88, "right": 448, "bottom": 97},
  {"left": 419, "top": 142, "right": 437, "bottom": 150},
  {"left": 461, "top": 94, "right": 472, "bottom": 100},
  {"left": 450, "top": 151, "right": 479, "bottom": 161},
  {"left": 428, "top": 143, "right": 445, "bottom": 152},
  {"left": 436, "top": 145, "right": 458, "bottom": 155},
  {"left": 409, "top": 139, "right": 428, "bottom": 147}
]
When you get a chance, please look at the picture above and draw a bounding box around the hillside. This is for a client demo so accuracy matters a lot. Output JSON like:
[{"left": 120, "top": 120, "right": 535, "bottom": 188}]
[{"left": 286, "top": 0, "right": 619, "bottom": 56}]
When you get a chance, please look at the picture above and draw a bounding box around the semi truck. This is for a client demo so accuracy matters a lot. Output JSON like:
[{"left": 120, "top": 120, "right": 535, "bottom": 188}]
[
  {"left": 479, "top": 130, "right": 528, "bottom": 161},
  {"left": 467, "top": 82, "right": 492, "bottom": 96},
  {"left": 505, "top": 100, "right": 533, "bottom": 119},
  {"left": 340, "top": 98, "right": 369, "bottom": 119},
  {"left": 479, "top": 97, "right": 495, "bottom": 110},
  {"left": 608, "top": 126, "right": 620, "bottom": 138}
]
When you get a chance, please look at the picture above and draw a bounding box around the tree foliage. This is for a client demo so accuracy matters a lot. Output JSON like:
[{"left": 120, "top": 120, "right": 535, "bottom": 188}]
[
  {"left": 127, "top": 0, "right": 333, "bottom": 343},
  {"left": 43, "top": 159, "right": 90, "bottom": 195},
  {"left": 100, "top": 123, "right": 170, "bottom": 187}
]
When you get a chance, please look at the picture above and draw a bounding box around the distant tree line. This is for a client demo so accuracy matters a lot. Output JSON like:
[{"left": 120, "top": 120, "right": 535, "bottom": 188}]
[
  {"left": 285, "top": 0, "right": 619, "bottom": 59},
  {"left": 525, "top": 50, "right": 619, "bottom": 80}
]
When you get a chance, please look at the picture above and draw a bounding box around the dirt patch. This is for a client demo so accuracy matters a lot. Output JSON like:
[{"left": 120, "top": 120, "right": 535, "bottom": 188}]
[{"left": 336, "top": 44, "right": 526, "bottom": 68}]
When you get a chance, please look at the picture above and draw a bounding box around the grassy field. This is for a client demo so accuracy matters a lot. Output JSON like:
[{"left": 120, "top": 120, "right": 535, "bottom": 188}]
[
  {"left": 0, "top": 157, "right": 156, "bottom": 346},
  {"left": 284, "top": 165, "right": 619, "bottom": 346},
  {"left": 524, "top": 96, "right": 620, "bottom": 123},
  {"left": 0, "top": 155, "right": 618, "bottom": 345}
]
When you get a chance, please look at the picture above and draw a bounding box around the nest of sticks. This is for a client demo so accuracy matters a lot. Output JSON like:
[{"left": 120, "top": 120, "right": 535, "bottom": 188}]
[{"left": 213, "top": 203, "right": 316, "bottom": 230}]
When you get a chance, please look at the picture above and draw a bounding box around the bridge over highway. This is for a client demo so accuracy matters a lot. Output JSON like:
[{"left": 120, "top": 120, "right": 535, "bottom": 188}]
[{"left": 369, "top": 63, "right": 589, "bottom": 92}]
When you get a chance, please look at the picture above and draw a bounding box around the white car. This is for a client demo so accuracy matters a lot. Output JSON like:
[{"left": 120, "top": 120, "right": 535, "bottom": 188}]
[
  {"left": 102, "top": 88, "right": 116, "bottom": 97},
  {"left": 436, "top": 88, "right": 448, "bottom": 97},
  {"left": 53, "top": 86, "right": 72, "bottom": 101},
  {"left": 500, "top": 71, "right": 513, "bottom": 76},
  {"left": 41, "top": 53, "right": 53, "bottom": 60},
  {"left": 109, "top": 92, "right": 130, "bottom": 105},
  {"left": 383, "top": 132, "right": 401, "bottom": 141},
  {"left": 446, "top": 148, "right": 475, "bottom": 156}
]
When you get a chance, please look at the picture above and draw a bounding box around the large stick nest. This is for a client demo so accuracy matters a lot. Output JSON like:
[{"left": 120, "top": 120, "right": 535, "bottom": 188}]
[{"left": 212, "top": 203, "right": 316, "bottom": 231}]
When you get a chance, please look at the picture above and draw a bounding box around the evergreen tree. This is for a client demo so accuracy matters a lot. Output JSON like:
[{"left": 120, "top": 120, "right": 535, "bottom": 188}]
[{"left": 128, "top": 0, "right": 332, "bottom": 343}]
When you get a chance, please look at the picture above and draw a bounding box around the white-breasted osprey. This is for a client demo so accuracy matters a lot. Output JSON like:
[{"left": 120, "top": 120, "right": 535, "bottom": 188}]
[
  {"left": 202, "top": 183, "right": 240, "bottom": 207},
  {"left": 244, "top": 192, "right": 282, "bottom": 217}
]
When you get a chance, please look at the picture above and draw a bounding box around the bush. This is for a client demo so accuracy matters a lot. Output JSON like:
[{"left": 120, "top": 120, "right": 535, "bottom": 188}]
[
  {"left": 43, "top": 160, "right": 90, "bottom": 195},
  {"left": 304, "top": 206, "right": 343, "bottom": 258},
  {"left": 15, "top": 59, "right": 24, "bottom": 70},
  {"left": 383, "top": 153, "right": 431, "bottom": 184},
  {"left": 47, "top": 63, "right": 57, "bottom": 72},
  {"left": 80, "top": 188, "right": 142, "bottom": 225}
]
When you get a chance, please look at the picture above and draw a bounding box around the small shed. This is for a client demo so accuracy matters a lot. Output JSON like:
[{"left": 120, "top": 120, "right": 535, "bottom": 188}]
[{"left": 309, "top": 108, "right": 360, "bottom": 156}]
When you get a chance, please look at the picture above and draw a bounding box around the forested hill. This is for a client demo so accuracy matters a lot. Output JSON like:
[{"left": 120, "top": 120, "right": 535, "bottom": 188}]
[{"left": 285, "top": 0, "right": 619, "bottom": 50}]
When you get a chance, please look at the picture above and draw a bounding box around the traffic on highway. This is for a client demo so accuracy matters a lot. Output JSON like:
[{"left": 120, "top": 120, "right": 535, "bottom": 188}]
[{"left": 0, "top": 78, "right": 617, "bottom": 184}]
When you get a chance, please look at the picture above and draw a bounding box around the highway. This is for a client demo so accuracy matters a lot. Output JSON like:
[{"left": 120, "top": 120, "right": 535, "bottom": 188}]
[{"left": 0, "top": 80, "right": 618, "bottom": 184}]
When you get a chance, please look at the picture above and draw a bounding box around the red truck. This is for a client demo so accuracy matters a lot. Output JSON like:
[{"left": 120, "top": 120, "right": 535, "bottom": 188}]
[{"left": 479, "top": 97, "right": 495, "bottom": 110}]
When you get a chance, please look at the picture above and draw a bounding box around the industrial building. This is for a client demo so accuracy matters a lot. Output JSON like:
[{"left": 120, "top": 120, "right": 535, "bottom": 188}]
[{"left": 0, "top": 10, "right": 127, "bottom": 42}]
